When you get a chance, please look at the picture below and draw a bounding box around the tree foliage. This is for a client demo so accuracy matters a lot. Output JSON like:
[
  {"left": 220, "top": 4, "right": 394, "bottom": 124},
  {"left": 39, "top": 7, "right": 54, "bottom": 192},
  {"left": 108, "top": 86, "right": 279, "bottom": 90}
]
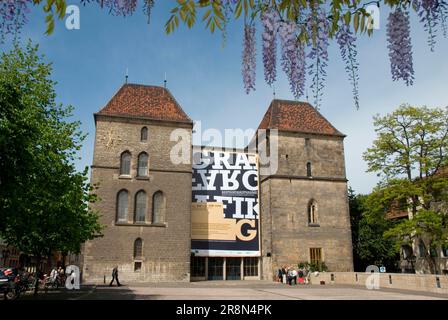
[
  {"left": 2, "top": 1, "right": 448, "bottom": 109},
  {"left": 363, "top": 104, "right": 448, "bottom": 274},
  {"left": 0, "top": 41, "right": 103, "bottom": 292},
  {"left": 349, "top": 187, "right": 399, "bottom": 271}
]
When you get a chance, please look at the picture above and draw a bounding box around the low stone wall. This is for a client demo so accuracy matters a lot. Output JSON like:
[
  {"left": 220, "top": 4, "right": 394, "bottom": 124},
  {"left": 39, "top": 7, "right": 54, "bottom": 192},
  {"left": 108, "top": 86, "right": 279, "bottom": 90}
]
[{"left": 309, "top": 272, "right": 448, "bottom": 295}]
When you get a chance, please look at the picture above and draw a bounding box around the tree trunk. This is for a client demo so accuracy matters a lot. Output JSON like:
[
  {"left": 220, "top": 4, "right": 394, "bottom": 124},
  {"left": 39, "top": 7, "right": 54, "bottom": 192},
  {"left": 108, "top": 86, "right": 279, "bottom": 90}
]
[{"left": 33, "top": 254, "right": 41, "bottom": 296}]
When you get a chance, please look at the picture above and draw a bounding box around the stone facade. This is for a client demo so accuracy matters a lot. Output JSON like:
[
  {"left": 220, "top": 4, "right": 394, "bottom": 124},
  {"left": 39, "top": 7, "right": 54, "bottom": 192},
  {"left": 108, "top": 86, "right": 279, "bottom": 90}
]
[
  {"left": 259, "top": 131, "right": 354, "bottom": 280},
  {"left": 82, "top": 115, "right": 193, "bottom": 283},
  {"left": 82, "top": 85, "right": 353, "bottom": 283}
]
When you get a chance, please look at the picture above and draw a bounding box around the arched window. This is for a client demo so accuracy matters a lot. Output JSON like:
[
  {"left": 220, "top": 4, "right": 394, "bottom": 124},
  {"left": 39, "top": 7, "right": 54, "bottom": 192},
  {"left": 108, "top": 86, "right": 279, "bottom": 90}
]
[
  {"left": 418, "top": 240, "right": 427, "bottom": 257},
  {"left": 120, "top": 151, "right": 131, "bottom": 175},
  {"left": 308, "top": 200, "right": 318, "bottom": 224},
  {"left": 141, "top": 127, "right": 148, "bottom": 142},
  {"left": 138, "top": 152, "right": 148, "bottom": 177},
  {"left": 134, "top": 190, "right": 147, "bottom": 223},
  {"left": 116, "top": 190, "right": 129, "bottom": 222},
  {"left": 306, "top": 162, "right": 312, "bottom": 177},
  {"left": 134, "top": 238, "right": 143, "bottom": 259},
  {"left": 152, "top": 191, "right": 166, "bottom": 224}
]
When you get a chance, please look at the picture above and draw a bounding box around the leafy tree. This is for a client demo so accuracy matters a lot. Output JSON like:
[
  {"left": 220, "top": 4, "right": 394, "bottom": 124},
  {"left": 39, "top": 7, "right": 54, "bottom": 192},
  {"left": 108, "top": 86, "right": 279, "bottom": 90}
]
[
  {"left": 349, "top": 187, "right": 398, "bottom": 271},
  {"left": 363, "top": 104, "right": 448, "bottom": 274},
  {"left": 0, "top": 41, "right": 103, "bottom": 294},
  {"left": 2, "top": 1, "right": 448, "bottom": 108}
]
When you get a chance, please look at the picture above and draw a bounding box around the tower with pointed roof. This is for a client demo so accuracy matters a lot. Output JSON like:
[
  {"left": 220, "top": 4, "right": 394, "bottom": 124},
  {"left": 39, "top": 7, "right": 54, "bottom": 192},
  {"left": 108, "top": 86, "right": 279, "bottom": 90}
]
[
  {"left": 256, "top": 99, "right": 354, "bottom": 277},
  {"left": 82, "top": 84, "right": 193, "bottom": 282}
]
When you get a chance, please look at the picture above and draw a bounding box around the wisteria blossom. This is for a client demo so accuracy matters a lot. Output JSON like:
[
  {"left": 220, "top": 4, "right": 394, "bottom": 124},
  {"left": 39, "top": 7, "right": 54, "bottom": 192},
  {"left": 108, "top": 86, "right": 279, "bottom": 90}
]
[
  {"left": 307, "top": 7, "right": 330, "bottom": 109},
  {"left": 261, "top": 8, "right": 280, "bottom": 86},
  {"left": 2, "top": 1, "right": 448, "bottom": 109},
  {"left": 387, "top": 9, "right": 415, "bottom": 85},
  {"left": 242, "top": 23, "right": 256, "bottom": 94},
  {"left": 336, "top": 24, "right": 360, "bottom": 109},
  {"left": 0, "top": 0, "right": 29, "bottom": 42},
  {"left": 278, "top": 21, "right": 306, "bottom": 99},
  {"left": 416, "top": 0, "right": 440, "bottom": 51}
]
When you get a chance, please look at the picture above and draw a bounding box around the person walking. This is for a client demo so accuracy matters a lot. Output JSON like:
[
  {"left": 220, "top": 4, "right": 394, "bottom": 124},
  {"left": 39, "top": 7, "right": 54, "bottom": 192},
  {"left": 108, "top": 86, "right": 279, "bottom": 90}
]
[
  {"left": 281, "top": 266, "right": 287, "bottom": 284},
  {"left": 277, "top": 268, "right": 282, "bottom": 283},
  {"left": 291, "top": 268, "right": 298, "bottom": 285},
  {"left": 109, "top": 266, "right": 121, "bottom": 286}
]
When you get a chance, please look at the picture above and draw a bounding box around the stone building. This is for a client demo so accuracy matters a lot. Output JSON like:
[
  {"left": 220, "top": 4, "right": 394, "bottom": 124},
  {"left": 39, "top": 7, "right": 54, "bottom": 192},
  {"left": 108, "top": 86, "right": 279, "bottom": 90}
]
[
  {"left": 255, "top": 100, "right": 354, "bottom": 278},
  {"left": 82, "top": 84, "right": 353, "bottom": 283},
  {"left": 82, "top": 84, "right": 193, "bottom": 282}
]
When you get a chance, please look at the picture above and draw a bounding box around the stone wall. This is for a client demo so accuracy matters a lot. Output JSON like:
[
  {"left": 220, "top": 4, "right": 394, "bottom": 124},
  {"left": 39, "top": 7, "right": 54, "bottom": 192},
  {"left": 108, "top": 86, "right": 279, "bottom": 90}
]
[
  {"left": 83, "top": 116, "right": 192, "bottom": 283},
  {"left": 260, "top": 132, "right": 353, "bottom": 280},
  {"left": 310, "top": 272, "right": 448, "bottom": 295}
]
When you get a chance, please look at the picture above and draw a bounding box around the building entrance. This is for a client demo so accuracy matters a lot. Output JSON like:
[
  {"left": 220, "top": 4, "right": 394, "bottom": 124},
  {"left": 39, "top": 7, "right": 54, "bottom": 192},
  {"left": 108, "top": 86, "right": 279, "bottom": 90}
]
[
  {"left": 207, "top": 257, "right": 224, "bottom": 280},
  {"left": 191, "top": 256, "right": 260, "bottom": 281},
  {"left": 226, "top": 257, "right": 241, "bottom": 280}
]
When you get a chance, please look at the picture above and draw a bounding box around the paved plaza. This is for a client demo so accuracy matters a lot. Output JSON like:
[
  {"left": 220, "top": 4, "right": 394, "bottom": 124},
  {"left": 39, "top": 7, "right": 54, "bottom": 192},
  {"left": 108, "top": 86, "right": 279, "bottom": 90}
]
[{"left": 20, "top": 281, "right": 448, "bottom": 300}]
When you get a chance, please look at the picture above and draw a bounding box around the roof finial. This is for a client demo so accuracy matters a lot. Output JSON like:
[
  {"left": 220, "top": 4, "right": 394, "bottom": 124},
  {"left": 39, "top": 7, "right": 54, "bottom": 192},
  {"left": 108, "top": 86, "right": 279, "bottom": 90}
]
[
  {"left": 305, "top": 89, "right": 309, "bottom": 102},
  {"left": 164, "top": 72, "right": 167, "bottom": 89},
  {"left": 125, "top": 67, "right": 128, "bottom": 84},
  {"left": 272, "top": 85, "right": 276, "bottom": 99}
]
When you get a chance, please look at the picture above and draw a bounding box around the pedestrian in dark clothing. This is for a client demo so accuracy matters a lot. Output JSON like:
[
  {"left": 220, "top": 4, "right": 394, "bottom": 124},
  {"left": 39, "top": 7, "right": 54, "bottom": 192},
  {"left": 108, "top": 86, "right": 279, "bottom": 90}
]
[{"left": 109, "top": 266, "right": 121, "bottom": 286}]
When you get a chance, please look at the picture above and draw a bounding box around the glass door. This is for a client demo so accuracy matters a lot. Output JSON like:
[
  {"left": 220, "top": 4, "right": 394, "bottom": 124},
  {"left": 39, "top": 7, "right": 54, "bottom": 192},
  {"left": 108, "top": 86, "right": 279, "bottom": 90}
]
[
  {"left": 226, "top": 257, "right": 241, "bottom": 280},
  {"left": 207, "top": 257, "right": 224, "bottom": 280}
]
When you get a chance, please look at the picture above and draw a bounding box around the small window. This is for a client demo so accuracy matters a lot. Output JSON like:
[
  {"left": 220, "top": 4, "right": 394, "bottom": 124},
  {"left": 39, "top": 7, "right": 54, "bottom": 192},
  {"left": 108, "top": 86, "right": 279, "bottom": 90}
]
[
  {"left": 443, "top": 245, "right": 448, "bottom": 257},
  {"left": 134, "top": 191, "right": 147, "bottom": 223},
  {"left": 243, "top": 257, "right": 259, "bottom": 277},
  {"left": 152, "top": 191, "right": 166, "bottom": 224},
  {"left": 116, "top": 190, "right": 129, "bottom": 222},
  {"left": 430, "top": 245, "right": 438, "bottom": 258},
  {"left": 306, "top": 162, "right": 312, "bottom": 177},
  {"left": 191, "top": 257, "right": 206, "bottom": 278},
  {"left": 134, "top": 261, "right": 142, "bottom": 272},
  {"left": 134, "top": 238, "right": 143, "bottom": 259},
  {"left": 120, "top": 151, "right": 131, "bottom": 175},
  {"left": 418, "top": 240, "right": 427, "bottom": 257},
  {"left": 137, "top": 152, "right": 148, "bottom": 177},
  {"left": 310, "top": 248, "right": 322, "bottom": 265},
  {"left": 305, "top": 138, "right": 311, "bottom": 147},
  {"left": 308, "top": 200, "right": 318, "bottom": 224},
  {"left": 141, "top": 127, "right": 148, "bottom": 142}
]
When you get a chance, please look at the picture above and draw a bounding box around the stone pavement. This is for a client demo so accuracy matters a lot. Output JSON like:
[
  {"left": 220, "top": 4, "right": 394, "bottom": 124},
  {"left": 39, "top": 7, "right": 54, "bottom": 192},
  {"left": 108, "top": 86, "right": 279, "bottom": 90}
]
[{"left": 18, "top": 280, "right": 448, "bottom": 300}]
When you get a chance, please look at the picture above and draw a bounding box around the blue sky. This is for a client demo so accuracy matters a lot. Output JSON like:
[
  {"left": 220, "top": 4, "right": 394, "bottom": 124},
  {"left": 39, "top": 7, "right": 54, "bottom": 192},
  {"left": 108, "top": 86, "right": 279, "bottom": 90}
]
[{"left": 2, "top": 1, "right": 448, "bottom": 194}]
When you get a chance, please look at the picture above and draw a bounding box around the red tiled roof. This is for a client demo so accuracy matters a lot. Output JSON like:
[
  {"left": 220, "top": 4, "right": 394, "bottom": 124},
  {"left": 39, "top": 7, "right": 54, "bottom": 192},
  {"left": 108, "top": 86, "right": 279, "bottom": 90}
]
[
  {"left": 96, "top": 84, "right": 192, "bottom": 123},
  {"left": 258, "top": 99, "right": 345, "bottom": 137}
]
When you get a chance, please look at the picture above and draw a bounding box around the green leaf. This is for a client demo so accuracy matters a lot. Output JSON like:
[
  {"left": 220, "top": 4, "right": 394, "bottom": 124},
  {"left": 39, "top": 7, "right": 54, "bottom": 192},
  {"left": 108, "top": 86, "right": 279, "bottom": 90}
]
[
  {"left": 344, "top": 11, "right": 351, "bottom": 26},
  {"left": 353, "top": 12, "right": 360, "bottom": 33},
  {"left": 45, "top": 13, "right": 55, "bottom": 35},
  {"left": 235, "top": 0, "right": 243, "bottom": 18}
]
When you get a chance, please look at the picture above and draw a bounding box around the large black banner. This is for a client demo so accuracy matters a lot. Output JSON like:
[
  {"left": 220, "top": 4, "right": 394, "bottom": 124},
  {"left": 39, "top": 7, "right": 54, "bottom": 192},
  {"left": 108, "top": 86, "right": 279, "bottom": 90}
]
[{"left": 191, "top": 149, "right": 260, "bottom": 256}]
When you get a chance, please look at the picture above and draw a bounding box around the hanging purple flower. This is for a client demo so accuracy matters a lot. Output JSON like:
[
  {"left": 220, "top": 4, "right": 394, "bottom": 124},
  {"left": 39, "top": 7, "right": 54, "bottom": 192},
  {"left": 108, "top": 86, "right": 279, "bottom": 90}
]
[
  {"left": 242, "top": 23, "right": 256, "bottom": 94},
  {"left": 336, "top": 24, "right": 360, "bottom": 109},
  {"left": 439, "top": 0, "right": 448, "bottom": 37},
  {"left": 387, "top": 9, "right": 415, "bottom": 86},
  {"left": 0, "top": 0, "right": 29, "bottom": 42},
  {"left": 307, "top": 7, "right": 330, "bottom": 109},
  {"left": 143, "top": 0, "right": 155, "bottom": 24},
  {"left": 416, "top": 0, "right": 440, "bottom": 51},
  {"left": 101, "top": 0, "right": 138, "bottom": 17},
  {"left": 261, "top": 8, "right": 279, "bottom": 86},
  {"left": 278, "top": 21, "right": 306, "bottom": 99}
]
